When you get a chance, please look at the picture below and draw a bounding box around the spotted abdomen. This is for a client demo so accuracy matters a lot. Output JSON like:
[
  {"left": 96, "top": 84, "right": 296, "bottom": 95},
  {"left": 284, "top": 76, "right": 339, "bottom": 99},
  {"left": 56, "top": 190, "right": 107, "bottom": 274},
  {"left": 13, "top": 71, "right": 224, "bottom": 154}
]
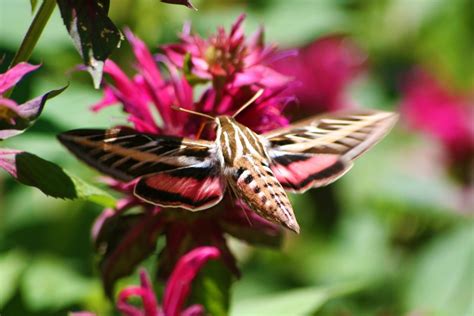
[{"left": 227, "top": 154, "right": 300, "bottom": 233}]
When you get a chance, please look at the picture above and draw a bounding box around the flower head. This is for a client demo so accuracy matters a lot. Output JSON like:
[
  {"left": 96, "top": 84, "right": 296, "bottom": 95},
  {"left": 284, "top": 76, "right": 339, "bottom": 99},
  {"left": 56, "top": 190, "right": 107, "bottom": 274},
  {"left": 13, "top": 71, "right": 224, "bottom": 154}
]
[
  {"left": 117, "top": 247, "right": 220, "bottom": 316},
  {"left": 162, "top": 14, "right": 291, "bottom": 92},
  {"left": 91, "top": 18, "right": 290, "bottom": 293},
  {"left": 272, "top": 35, "right": 366, "bottom": 114},
  {"left": 400, "top": 68, "right": 474, "bottom": 186}
]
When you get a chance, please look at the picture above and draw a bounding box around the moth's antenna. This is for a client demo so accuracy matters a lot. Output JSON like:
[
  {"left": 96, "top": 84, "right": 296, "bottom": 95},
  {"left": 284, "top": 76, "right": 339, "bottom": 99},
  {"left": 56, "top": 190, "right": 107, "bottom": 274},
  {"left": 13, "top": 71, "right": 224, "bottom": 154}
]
[
  {"left": 171, "top": 106, "right": 215, "bottom": 120},
  {"left": 232, "top": 89, "right": 264, "bottom": 118}
]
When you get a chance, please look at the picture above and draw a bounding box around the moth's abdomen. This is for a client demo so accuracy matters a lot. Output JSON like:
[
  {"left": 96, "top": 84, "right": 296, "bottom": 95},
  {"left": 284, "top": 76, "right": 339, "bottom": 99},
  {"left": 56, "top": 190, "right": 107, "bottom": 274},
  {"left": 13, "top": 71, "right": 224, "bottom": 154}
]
[{"left": 229, "top": 154, "right": 300, "bottom": 233}]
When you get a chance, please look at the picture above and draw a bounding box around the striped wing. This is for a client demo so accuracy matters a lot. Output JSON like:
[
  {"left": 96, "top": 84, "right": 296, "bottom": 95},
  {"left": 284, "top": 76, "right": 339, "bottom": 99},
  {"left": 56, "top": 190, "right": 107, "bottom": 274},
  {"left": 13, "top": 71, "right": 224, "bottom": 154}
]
[
  {"left": 263, "top": 111, "right": 398, "bottom": 192},
  {"left": 58, "top": 127, "right": 225, "bottom": 210}
]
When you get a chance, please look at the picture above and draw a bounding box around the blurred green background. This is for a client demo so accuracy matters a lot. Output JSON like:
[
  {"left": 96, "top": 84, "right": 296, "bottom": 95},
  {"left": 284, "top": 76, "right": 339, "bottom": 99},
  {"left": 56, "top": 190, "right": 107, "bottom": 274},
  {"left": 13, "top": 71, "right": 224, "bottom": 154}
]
[{"left": 0, "top": 0, "right": 472, "bottom": 315}]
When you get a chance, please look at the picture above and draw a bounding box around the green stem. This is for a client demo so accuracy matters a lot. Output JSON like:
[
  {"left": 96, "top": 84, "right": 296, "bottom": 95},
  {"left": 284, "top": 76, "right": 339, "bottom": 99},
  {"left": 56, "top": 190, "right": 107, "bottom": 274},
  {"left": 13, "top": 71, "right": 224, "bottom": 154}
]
[{"left": 5, "top": 0, "right": 56, "bottom": 97}]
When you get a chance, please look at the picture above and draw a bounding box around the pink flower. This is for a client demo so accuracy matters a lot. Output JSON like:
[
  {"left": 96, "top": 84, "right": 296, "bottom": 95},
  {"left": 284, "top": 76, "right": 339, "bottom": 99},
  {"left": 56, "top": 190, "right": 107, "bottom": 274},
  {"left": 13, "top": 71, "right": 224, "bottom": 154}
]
[
  {"left": 162, "top": 14, "right": 292, "bottom": 92},
  {"left": 400, "top": 68, "right": 474, "bottom": 186},
  {"left": 272, "top": 35, "right": 366, "bottom": 114},
  {"left": 117, "top": 247, "right": 219, "bottom": 316},
  {"left": 91, "top": 23, "right": 289, "bottom": 293},
  {"left": 94, "top": 26, "right": 291, "bottom": 136}
]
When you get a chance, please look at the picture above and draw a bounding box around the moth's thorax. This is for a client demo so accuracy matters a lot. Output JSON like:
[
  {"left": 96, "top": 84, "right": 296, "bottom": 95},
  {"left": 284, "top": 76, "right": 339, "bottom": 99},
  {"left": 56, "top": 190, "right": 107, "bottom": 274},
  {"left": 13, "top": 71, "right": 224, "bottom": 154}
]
[{"left": 215, "top": 116, "right": 268, "bottom": 165}]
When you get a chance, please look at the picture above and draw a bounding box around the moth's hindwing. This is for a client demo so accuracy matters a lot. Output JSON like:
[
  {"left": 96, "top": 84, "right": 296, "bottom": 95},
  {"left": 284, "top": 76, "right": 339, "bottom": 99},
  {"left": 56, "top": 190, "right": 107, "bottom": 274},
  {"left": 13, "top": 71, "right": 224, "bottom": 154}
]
[
  {"left": 134, "top": 163, "right": 225, "bottom": 211},
  {"left": 264, "top": 111, "right": 397, "bottom": 193}
]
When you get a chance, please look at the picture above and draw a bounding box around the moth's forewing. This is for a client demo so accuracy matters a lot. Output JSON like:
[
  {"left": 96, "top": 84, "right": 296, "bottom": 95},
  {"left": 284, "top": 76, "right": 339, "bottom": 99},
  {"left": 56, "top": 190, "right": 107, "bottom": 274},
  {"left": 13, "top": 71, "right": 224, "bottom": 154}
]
[
  {"left": 58, "top": 128, "right": 223, "bottom": 211},
  {"left": 57, "top": 128, "right": 187, "bottom": 181}
]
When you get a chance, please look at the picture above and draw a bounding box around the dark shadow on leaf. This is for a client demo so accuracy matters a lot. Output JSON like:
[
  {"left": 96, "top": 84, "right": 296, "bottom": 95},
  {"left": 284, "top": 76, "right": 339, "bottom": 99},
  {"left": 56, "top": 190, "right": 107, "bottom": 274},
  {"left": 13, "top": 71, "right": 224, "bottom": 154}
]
[{"left": 15, "top": 152, "right": 77, "bottom": 198}]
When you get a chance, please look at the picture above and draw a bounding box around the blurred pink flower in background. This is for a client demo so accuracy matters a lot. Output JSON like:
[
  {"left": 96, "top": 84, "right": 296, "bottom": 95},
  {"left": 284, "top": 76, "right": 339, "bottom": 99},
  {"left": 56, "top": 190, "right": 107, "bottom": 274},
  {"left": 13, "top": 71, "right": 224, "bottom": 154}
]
[
  {"left": 400, "top": 68, "right": 474, "bottom": 187},
  {"left": 118, "top": 247, "right": 220, "bottom": 316},
  {"left": 272, "top": 35, "right": 366, "bottom": 114}
]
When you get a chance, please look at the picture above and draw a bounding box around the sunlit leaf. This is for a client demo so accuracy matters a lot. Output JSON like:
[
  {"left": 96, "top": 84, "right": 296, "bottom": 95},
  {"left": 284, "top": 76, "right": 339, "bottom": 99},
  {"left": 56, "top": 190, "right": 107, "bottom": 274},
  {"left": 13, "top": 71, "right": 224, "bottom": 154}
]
[
  {"left": 0, "top": 150, "right": 115, "bottom": 207},
  {"left": 231, "top": 283, "right": 361, "bottom": 316},
  {"left": 57, "top": 0, "right": 123, "bottom": 88}
]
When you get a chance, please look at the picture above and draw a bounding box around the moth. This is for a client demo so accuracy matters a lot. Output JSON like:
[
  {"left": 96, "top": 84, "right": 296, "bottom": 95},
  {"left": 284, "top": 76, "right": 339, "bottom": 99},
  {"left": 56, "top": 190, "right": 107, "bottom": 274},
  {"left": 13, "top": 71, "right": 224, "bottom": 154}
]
[{"left": 58, "top": 95, "right": 397, "bottom": 233}]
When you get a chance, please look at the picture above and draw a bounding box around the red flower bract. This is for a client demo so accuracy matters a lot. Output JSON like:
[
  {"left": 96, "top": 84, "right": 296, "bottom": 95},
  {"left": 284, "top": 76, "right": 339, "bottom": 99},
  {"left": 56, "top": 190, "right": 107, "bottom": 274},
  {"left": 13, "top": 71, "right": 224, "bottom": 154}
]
[
  {"left": 162, "top": 14, "right": 291, "bottom": 92},
  {"left": 91, "top": 15, "right": 290, "bottom": 295},
  {"left": 117, "top": 247, "right": 219, "bottom": 316}
]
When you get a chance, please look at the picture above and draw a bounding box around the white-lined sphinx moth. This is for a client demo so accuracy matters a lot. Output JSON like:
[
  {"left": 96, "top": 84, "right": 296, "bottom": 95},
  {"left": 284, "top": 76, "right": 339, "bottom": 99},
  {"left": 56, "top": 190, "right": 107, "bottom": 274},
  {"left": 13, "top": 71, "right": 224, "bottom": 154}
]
[{"left": 58, "top": 110, "right": 397, "bottom": 233}]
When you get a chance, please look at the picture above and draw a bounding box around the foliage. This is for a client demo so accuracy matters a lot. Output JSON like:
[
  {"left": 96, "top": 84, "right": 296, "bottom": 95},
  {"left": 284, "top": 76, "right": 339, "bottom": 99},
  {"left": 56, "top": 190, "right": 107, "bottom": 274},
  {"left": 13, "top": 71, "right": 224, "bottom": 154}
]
[{"left": 0, "top": 0, "right": 472, "bottom": 315}]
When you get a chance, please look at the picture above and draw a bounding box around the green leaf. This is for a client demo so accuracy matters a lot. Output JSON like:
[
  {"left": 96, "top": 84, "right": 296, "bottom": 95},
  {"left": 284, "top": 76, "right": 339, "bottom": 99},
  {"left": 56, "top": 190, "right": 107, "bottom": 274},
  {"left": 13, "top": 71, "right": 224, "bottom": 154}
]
[
  {"left": 404, "top": 224, "right": 474, "bottom": 315},
  {"left": 56, "top": 0, "right": 123, "bottom": 88},
  {"left": 0, "top": 250, "right": 28, "bottom": 308},
  {"left": 231, "top": 283, "right": 361, "bottom": 316},
  {"left": 21, "top": 256, "right": 96, "bottom": 310},
  {"left": 30, "top": 0, "right": 38, "bottom": 12},
  {"left": 5, "top": 151, "right": 115, "bottom": 207},
  {"left": 191, "top": 260, "right": 234, "bottom": 316}
]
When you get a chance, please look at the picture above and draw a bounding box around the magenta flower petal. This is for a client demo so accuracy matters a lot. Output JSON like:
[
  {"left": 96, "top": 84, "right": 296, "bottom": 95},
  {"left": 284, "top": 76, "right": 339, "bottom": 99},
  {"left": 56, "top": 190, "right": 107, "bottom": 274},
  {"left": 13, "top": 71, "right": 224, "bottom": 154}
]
[
  {"left": 181, "top": 305, "right": 205, "bottom": 316},
  {"left": 0, "top": 62, "right": 40, "bottom": 94},
  {"left": 117, "top": 269, "right": 159, "bottom": 316},
  {"left": 0, "top": 86, "right": 67, "bottom": 140},
  {"left": 90, "top": 86, "right": 118, "bottom": 112},
  {"left": 233, "top": 65, "right": 292, "bottom": 88},
  {"left": 102, "top": 60, "right": 158, "bottom": 133},
  {"left": 163, "top": 247, "right": 220, "bottom": 315}
]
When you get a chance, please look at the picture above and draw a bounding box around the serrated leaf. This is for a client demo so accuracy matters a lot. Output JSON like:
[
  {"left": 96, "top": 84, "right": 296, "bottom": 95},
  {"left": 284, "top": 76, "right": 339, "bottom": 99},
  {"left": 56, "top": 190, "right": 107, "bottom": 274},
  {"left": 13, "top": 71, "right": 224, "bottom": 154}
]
[
  {"left": 0, "top": 250, "right": 28, "bottom": 308},
  {"left": 57, "top": 0, "right": 123, "bottom": 88},
  {"left": 0, "top": 150, "right": 115, "bottom": 207},
  {"left": 21, "top": 256, "right": 96, "bottom": 311},
  {"left": 231, "top": 283, "right": 361, "bottom": 316}
]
